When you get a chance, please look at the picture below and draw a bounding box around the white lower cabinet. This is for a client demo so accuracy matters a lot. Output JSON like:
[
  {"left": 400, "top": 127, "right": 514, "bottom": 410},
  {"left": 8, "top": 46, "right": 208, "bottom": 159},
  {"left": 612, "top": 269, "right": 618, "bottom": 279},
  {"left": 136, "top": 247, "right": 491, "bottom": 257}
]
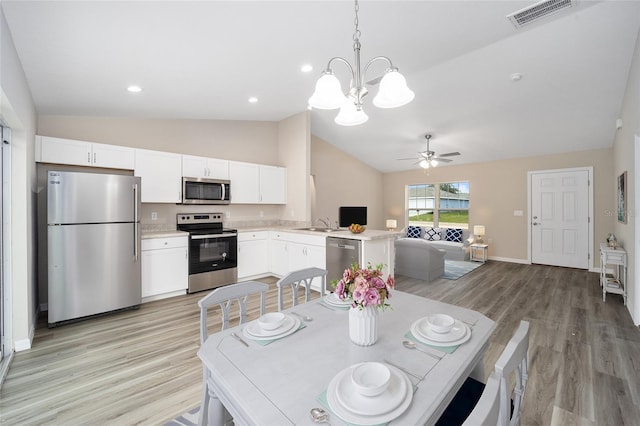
[
  {"left": 141, "top": 236, "right": 188, "bottom": 300},
  {"left": 237, "top": 231, "right": 270, "bottom": 279},
  {"left": 269, "top": 231, "right": 326, "bottom": 292}
]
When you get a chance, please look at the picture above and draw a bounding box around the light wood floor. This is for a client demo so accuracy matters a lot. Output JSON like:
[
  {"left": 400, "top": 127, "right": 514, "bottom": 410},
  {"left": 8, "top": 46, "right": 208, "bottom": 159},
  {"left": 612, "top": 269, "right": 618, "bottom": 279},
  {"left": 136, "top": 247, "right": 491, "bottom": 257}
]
[{"left": 1, "top": 262, "right": 639, "bottom": 425}]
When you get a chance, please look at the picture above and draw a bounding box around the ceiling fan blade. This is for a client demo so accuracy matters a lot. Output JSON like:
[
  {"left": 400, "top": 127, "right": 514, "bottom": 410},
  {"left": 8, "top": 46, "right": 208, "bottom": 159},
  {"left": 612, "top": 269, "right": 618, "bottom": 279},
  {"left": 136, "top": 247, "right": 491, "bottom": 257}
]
[
  {"left": 396, "top": 157, "right": 419, "bottom": 160},
  {"left": 439, "top": 152, "right": 461, "bottom": 157},
  {"left": 433, "top": 157, "right": 453, "bottom": 163}
]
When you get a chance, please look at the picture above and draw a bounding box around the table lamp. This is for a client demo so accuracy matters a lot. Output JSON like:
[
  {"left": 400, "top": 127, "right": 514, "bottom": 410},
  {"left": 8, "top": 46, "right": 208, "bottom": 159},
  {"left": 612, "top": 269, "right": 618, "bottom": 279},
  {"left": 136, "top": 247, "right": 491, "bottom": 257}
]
[
  {"left": 473, "top": 225, "right": 485, "bottom": 243},
  {"left": 386, "top": 219, "right": 397, "bottom": 231}
]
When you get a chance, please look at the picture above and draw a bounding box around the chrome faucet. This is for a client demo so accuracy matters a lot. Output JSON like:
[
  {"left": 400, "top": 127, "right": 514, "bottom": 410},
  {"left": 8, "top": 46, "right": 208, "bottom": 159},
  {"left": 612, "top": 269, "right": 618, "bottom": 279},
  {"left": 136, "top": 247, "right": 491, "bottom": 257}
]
[{"left": 316, "top": 218, "right": 330, "bottom": 229}]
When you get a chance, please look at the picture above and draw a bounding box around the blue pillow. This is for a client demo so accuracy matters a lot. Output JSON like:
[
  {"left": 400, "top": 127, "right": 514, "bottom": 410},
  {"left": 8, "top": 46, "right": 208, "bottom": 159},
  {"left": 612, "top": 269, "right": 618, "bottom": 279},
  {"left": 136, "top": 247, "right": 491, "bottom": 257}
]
[
  {"left": 406, "top": 226, "right": 422, "bottom": 238},
  {"left": 445, "top": 228, "right": 463, "bottom": 243}
]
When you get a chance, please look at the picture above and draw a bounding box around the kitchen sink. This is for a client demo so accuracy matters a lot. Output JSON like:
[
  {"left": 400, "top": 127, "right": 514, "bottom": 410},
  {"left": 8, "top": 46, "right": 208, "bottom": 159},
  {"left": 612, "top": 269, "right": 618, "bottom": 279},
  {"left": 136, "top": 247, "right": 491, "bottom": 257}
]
[{"left": 295, "top": 227, "right": 338, "bottom": 233}]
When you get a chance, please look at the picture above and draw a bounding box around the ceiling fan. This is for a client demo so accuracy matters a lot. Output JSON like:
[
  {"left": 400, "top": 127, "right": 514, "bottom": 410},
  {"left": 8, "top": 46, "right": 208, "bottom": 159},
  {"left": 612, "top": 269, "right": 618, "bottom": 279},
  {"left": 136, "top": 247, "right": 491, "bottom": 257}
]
[{"left": 397, "top": 134, "right": 461, "bottom": 168}]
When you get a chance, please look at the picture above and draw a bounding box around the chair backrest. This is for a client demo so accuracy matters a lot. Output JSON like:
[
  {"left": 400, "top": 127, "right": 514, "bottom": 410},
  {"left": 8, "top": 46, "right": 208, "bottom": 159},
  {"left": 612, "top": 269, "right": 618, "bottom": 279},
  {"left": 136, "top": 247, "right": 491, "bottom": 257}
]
[
  {"left": 198, "top": 281, "right": 269, "bottom": 344},
  {"left": 494, "top": 320, "right": 530, "bottom": 426},
  {"left": 276, "top": 267, "right": 327, "bottom": 311},
  {"left": 462, "top": 372, "right": 501, "bottom": 426}
]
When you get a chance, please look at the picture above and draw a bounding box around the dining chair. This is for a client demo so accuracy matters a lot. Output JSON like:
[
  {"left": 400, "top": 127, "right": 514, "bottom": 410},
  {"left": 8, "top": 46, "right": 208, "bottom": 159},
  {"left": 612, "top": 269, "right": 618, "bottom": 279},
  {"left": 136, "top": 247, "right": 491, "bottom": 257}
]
[
  {"left": 494, "top": 320, "right": 530, "bottom": 426},
  {"left": 462, "top": 372, "right": 501, "bottom": 426},
  {"left": 198, "top": 281, "right": 269, "bottom": 426},
  {"left": 276, "top": 267, "right": 327, "bottom": 311},
  {"left": 436, "top": 320, "right": 530, "bottom": 426}
]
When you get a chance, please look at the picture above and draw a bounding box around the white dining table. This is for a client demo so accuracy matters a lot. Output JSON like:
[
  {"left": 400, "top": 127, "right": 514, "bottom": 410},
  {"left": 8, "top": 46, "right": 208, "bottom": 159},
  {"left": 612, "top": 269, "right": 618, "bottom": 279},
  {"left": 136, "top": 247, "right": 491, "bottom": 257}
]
[{"left": 197, "top": 290, "right": 496, "bottom": 426}]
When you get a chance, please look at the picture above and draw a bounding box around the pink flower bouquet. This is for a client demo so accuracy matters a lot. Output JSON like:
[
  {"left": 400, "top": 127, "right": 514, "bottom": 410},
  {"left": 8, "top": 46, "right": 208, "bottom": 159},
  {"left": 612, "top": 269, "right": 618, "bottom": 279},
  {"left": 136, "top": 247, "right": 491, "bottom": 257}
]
[{"left": 333, "top": 263, "right": 394, "bottom": 310}]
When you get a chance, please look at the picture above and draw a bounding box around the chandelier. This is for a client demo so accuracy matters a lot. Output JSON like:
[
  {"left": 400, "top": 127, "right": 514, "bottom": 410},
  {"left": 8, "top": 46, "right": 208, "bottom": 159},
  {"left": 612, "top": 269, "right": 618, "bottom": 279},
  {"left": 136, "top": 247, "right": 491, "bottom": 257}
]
[{"left": 308, "top": 0, "right": 415, "bottom": 126}]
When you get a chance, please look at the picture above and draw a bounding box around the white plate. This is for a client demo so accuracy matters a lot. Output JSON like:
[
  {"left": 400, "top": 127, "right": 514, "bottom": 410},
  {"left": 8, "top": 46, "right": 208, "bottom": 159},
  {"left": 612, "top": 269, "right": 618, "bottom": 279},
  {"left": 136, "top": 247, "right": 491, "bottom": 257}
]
[
  {"left": 416, "top": 318, "right": 467, "bottom": 342},
  {"left": 243, "top": 315, "right": 300, "bottom": 340},
  {"left": 410, "top": 319, "right": 471, "bottom": 347},
  {"left": 335, "top": 363, "right": 408, "bottom": 416},
  {"left": 324, "top": 293, "right": 352, "bottom": 307},
  {"left": 327, "top": 364, "right": 413, "bottom": 425}
]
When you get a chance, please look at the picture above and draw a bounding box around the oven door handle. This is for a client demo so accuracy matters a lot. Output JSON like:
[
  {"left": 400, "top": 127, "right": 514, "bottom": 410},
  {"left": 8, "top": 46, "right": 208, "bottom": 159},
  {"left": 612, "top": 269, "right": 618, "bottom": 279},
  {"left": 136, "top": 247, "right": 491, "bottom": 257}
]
[{"left": 191, "top": 232, "right": 237, "bottom": 240}]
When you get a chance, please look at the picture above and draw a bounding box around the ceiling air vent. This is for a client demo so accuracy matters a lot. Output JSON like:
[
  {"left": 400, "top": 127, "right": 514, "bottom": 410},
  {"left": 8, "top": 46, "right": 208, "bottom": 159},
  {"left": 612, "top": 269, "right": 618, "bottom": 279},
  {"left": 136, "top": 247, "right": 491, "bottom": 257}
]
[{"left": 507, "top": 0, "right": 577, "bottom": 28}]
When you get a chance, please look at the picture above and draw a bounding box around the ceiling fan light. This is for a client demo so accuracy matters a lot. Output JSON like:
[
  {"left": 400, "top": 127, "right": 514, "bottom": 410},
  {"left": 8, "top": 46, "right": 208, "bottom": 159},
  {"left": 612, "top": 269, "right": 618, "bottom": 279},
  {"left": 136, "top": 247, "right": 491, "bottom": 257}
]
[
  {"left": 430, "top": 159, "right": 438, "bottom": 167},
  {"left": 419, "top": 159, "right": 429, "bottom": 169},
  {"left": 373, "top": 70, "right": 415, "bottom": 108},
  {"left": 334, "top": 98, "right": 368, "bottom": 126},
  {"left": 308, "top": 72, "right": 346, "bottom": 110}
]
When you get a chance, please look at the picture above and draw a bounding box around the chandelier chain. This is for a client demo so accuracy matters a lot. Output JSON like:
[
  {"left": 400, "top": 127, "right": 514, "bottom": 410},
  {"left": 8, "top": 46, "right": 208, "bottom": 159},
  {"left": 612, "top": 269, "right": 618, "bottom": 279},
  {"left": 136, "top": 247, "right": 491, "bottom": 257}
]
[{"left": 353, "top": 0, "right": 361, "bottom": 43}]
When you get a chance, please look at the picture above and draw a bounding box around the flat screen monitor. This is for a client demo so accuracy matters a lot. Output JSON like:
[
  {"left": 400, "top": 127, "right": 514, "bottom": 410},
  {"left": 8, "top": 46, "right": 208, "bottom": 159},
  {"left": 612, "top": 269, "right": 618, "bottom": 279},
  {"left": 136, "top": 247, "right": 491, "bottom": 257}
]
[{"left": 339, "top": 206, "right": 367, "bottom": 227}]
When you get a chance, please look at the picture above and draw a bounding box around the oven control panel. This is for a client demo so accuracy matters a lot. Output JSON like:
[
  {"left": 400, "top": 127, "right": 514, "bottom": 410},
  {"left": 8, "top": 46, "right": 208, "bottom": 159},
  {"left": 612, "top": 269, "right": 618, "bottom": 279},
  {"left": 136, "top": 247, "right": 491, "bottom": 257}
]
[{"left": 177, "top": 213, "right": 224, "bottom": 225}]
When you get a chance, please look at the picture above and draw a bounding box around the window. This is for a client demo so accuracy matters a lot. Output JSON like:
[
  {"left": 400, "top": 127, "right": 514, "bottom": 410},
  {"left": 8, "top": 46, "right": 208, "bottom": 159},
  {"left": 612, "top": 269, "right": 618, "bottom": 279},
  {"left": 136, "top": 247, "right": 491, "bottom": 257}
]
[{"left": 407, "top": 182, "right": 469, "bottom": 229}]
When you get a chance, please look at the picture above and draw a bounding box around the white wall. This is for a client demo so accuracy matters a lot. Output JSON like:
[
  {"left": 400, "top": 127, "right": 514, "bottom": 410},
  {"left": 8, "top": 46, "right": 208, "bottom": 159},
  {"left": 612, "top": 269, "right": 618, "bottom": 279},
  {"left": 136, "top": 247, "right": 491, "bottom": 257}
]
[
  {"left": 0, "top": 6, "right": 38, "bottom": 351},
  {"left": 613, "top": 25, "right": 640, "bottom": 325}
]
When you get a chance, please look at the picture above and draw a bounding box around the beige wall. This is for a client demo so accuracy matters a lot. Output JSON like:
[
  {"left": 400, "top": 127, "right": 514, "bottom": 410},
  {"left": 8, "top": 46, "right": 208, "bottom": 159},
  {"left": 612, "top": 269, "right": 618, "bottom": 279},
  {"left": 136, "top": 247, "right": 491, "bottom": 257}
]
[
  {"left": 1, "top": 7, "right": 38, "bottom": 351},
  {"left": 383, "top": 149, "right": 614, "bottom": 263},
  {"left": 311, "top": 135, "right": 385, "bottom": 229},
  {"left": 613, "top": 25, "right": 640, "bottom": 325},
  {"left": 278, "top": 112, "right": 311, "bottom": 222}
]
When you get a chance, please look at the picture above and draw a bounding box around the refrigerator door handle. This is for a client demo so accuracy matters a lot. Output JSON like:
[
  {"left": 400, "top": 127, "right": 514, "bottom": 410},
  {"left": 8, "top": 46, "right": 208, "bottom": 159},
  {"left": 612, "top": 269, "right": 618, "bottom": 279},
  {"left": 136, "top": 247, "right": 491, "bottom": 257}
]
[{"left": 133, "top": 183, "right": 139, "bottom": 261}]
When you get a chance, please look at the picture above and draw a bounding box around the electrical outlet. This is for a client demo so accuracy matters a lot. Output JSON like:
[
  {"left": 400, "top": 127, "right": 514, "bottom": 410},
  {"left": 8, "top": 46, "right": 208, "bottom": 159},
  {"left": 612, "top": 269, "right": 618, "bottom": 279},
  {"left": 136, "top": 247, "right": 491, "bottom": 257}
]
[
  {"left": 225, "top": 211, "right": 230, "bottom": 218},
  {"left": 513, "top": 210, "right": 523, "bottom": 217},
  {"left": 259, "top": 211, "right": 264, "bottom": 218},
  {"left": 290, "top": 209, "right": 295, "bottom": 217},
  {"left": 151, "top": 212, "right": 158, "bottom": 221}
]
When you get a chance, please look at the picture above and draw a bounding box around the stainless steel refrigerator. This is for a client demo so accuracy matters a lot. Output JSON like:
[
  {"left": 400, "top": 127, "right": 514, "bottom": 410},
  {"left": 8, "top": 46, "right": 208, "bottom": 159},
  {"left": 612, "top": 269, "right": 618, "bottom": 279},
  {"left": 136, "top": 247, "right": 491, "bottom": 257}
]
[{"left": 47, "top": 171, "right": 142, "bottom": 326}]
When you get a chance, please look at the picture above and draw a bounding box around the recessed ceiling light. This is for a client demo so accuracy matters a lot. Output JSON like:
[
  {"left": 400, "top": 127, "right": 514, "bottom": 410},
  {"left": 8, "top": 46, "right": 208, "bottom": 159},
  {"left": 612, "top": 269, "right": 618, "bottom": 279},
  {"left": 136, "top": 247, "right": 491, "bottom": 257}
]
[
  {"left": 248, "top": 97, "right": 258, "bottom": 103},
  {"left": 127, "top": 85, "right": 142, "bottom": 93},
  {"left": 510, "top": 73, "right": 523, "bottom": 82},
  {"left": 301, "top": 64, "right": 313, "bottom": 73}
]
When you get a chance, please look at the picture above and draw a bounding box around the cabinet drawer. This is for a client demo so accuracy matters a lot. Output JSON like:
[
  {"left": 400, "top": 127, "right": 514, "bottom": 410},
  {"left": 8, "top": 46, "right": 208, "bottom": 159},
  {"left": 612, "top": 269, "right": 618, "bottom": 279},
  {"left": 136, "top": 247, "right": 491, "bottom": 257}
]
[
  {"left": 142, "top": 236, "right": 188, "bottom": 251},
  {"left": 238, "top": 231, "right": 269, "bottom": 242},
  {"left": 270, "top": 231, "right": 325, "bottom": 247}
]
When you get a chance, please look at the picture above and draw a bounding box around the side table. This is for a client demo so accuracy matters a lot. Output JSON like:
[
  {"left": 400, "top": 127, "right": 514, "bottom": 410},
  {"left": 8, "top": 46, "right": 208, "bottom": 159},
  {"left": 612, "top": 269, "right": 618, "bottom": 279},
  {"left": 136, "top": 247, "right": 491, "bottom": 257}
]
[
  {"left": 470, "top": 243, "right": 488, "bottom": 263},
  {"left": 600, "top": 243, "right": 627, "bottom": 305}
]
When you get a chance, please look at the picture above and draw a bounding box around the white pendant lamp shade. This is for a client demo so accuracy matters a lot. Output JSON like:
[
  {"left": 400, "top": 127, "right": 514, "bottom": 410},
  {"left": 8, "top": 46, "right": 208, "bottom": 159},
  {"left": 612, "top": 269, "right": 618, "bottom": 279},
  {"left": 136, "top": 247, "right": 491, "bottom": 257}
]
[
  {"left": 373, "top": 70, "right": 415, "bottom": 108},
  {"left": 335, "top": 98, "right": 369, "bottom": 126},
  {"left": 308, "top": 73, "right": 346, "bottom": 110}
]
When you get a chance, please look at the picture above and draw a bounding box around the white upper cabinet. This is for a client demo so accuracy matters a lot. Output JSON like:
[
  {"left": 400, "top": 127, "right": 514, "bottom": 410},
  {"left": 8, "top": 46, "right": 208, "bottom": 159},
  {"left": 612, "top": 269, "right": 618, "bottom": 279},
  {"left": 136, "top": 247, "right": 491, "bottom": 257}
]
[
  {"left": 259, "top": 165, "right": 287, "bottom": 204},
  {"left": 36, "top": 135, "right": 134, "bottom": 170},
  {"left": 229, "top": 161, "right": 260, "bottom": 204},
  {"left": 229, "top": 161, "right": 286, "bottom": 204},
  {"left": 182, "top": 154, "right": 229, "bottom": 180},
  {"left": 134, "top": 148, "right": 182, "bottom": 203}
]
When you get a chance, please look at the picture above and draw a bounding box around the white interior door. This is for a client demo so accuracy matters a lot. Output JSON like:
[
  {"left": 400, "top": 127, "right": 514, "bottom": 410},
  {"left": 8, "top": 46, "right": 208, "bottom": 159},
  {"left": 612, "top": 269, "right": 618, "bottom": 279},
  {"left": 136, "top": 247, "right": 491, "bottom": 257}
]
[{"left": 530, "top": 169, "right": 590, "bottom": 269}]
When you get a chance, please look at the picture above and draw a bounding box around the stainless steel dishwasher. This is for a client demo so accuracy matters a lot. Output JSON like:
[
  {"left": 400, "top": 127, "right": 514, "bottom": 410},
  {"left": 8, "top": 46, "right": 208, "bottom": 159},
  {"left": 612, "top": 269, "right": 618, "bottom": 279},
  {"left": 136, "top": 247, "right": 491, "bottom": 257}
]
[{"left": 326, "top": 237, "right": 362, "bottom": 292}]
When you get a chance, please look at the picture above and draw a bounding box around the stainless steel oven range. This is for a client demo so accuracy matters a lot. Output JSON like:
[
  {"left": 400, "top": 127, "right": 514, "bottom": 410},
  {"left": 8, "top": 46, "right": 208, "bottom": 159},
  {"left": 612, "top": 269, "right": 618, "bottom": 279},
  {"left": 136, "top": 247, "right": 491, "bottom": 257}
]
[{"left": 177, "top": 213, "right": 237, "bottom": 293}]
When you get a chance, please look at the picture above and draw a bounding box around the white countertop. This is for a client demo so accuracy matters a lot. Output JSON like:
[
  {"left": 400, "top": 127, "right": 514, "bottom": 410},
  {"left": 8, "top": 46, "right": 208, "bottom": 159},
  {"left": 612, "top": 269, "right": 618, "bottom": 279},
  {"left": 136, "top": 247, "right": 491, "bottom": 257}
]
[
  {"left": 141, "top": 230, "right": 189, "bottom": 239},
  {"left": 237, "top": 227, "right": 402, "bottom": 241}
]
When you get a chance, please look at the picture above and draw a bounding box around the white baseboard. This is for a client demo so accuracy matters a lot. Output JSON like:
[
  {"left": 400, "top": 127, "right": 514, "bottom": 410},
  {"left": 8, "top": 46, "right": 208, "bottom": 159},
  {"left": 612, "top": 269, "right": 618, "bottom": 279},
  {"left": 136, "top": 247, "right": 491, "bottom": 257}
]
[
  {"left": 14, "top": 338, "right": 31, "bottom": 352},
  {"left": 142, "top": 290, "right": 187, "bottom": 304},
  {"left": 487, "top": 256, "right": 529, "bottom": 264}
]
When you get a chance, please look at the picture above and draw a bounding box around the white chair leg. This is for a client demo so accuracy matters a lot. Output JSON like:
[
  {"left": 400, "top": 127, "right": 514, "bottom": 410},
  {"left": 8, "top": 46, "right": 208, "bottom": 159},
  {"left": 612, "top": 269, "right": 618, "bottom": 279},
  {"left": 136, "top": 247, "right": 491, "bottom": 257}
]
[{"left": 200, "top": 383, "right": 227, "bottom": 426}]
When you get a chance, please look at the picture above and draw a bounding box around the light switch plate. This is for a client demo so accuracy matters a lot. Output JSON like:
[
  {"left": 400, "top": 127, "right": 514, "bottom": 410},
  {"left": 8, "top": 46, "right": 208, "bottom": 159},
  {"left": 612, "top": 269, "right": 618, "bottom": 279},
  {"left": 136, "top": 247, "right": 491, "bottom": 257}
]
[
  {"left": 151, "top": 212, "right": 158, "bottom": 220},
  {"left": 513, "top": 210, "right": 523, "bottom": 216}
]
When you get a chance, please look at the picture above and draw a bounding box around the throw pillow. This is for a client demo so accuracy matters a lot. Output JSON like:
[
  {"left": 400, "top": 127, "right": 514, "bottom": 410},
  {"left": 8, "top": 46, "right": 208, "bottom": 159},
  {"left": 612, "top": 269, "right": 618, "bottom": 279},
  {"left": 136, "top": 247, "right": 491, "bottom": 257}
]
[
  {"left": 424, "top": 227, "right": 442, "bottom": 241},
  {"left": 445, "top": 228, "right": 463, "bottom": 243},
  {"left": 406, "top": 226, "right": 422, "bottom": 238}
]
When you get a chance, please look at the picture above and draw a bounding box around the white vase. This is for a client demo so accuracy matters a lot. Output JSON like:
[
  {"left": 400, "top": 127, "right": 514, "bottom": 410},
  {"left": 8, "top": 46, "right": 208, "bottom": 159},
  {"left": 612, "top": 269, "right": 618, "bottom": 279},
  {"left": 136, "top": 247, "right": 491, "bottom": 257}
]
[{"left": 349, "top": 305, "right": 379, "bottom": 346}]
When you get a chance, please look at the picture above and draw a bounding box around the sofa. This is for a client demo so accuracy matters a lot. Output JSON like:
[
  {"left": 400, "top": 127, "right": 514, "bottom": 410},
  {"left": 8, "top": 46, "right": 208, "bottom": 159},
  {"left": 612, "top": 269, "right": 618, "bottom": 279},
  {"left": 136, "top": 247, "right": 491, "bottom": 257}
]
[
  {"left": 398, "top": 226, "right": 473, "bottom": 261},
  {"left": 394, "top": 238, "right": 446, "bottom": 281}
]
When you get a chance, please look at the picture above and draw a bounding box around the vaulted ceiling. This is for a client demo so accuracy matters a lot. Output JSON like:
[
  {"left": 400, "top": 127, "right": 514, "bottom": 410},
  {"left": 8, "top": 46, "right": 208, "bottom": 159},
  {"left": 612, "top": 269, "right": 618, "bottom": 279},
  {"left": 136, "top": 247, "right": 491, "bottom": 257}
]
[{"left": 3, "top": 1, "right": 639, "bottom": 172}]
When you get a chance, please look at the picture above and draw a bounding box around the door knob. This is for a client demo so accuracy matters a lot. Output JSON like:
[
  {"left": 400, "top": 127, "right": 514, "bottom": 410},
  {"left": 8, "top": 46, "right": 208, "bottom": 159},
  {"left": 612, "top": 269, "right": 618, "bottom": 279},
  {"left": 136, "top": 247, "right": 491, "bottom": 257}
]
[{"left": 532, "top": 222, "right": 540, "bottom": 226}]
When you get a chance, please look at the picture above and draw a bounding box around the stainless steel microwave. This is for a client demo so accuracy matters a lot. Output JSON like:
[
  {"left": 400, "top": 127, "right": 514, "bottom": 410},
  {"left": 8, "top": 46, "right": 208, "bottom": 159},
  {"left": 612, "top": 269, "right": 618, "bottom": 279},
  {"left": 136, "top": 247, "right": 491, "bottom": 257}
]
[{"left": 182, "top": 177, "right": 231, "bottom": 205}]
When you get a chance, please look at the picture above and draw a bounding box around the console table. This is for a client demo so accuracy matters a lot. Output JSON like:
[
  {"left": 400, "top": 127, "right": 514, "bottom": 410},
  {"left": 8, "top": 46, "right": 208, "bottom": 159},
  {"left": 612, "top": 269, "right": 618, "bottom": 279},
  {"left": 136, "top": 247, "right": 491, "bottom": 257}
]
[{"left": 600, "top": 243, "right": 627, "bottom": 305}]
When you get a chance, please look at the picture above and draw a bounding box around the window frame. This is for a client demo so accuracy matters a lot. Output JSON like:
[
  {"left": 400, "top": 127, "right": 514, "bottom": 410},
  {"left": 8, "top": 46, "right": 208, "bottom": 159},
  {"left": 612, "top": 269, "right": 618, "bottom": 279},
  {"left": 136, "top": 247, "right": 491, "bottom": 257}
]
[{"left": 406, "top": 181, "right": 469, "bottom": 230}]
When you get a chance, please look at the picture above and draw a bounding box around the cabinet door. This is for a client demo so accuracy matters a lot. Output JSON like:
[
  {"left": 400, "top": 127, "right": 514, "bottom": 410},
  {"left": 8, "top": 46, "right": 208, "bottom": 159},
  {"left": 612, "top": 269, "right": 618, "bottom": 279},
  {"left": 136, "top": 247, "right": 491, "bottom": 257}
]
[
  {"left": 92, "top": 142, "right": 135, "bottom": 170},
  {"left": 135, "top": 149, "right": 182, "bottom": 203},
  {"left": 270, "top": 239, "right": 289, "bottom": 276},
  {"left": 142, "top": 246, "right": 188, "bottom": 297},
  {"left": 182, "top": 154, "right": 208, "bottom": 178},
  {"left": 238, "top": 239, "right": 269, "bottom": 278},
  {"left": 207, "top": 158, "right": 230, "bottom": 180},
  {"left": 259, "top": 165, "right": 287, "bottom": 204},
  {"left": 229, "top": 161, "right": 260, "bottom": 204},
  {"left": 37, "top": 136, "right": 92, "bottom": 166}
]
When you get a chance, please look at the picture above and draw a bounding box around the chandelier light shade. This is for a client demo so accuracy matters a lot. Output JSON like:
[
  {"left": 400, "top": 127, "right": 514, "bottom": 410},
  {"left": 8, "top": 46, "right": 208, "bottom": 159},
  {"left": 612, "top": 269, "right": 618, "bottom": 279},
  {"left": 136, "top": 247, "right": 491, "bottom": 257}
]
[
  {"left": 335, "top": 97, "right": 369, "bottom": 126},
  {"left": 308, "top": 72, "right": 346, "bottom": 110},
  {"left": 308, "top": 0, "right": 414, "bottom": 126}
]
